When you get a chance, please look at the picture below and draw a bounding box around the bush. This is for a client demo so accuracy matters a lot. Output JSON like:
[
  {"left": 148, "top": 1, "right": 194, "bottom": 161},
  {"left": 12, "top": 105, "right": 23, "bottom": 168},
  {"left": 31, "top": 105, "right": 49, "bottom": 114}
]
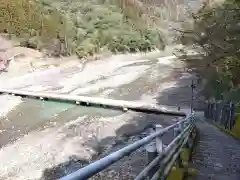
[{"left": 1, "top": 0, "right": 166, "bottom": 58}]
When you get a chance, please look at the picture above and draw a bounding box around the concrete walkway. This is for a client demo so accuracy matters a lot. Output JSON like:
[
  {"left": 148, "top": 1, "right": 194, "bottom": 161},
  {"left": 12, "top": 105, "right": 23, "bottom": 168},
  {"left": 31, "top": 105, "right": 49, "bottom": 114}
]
[{"left": 191, "top": 120, "right": 240, "bottom": 180}]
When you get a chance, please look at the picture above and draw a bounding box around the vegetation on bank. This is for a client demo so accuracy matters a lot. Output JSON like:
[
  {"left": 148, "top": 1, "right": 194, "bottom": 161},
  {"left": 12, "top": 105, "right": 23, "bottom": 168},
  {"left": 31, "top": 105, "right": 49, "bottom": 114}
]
[
  {"left": 0, "top": 0, "right": 165, "bottom": 58},
  {"left": 177, "top": 0, "right": 240, "bottom": 102}
]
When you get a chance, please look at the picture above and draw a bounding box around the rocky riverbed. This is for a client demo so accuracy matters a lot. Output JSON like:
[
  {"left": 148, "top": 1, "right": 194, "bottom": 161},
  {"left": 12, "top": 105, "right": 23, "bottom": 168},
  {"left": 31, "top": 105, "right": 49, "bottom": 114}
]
[{"left": 0, "top": 40, "right": 203, "bottom": 180}]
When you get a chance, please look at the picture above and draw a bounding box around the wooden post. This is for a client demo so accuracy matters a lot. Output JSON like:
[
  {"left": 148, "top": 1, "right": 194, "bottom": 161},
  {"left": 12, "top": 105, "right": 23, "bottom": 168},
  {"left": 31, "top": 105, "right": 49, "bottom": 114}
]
[{"left": 231, "top": 103, "right": 236, "bottom": 129}]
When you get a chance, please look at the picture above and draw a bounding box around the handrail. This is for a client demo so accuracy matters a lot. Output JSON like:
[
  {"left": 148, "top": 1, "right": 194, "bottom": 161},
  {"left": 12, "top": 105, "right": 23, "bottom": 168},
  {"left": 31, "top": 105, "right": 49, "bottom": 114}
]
[
  {"left": 135, "top": 122, "right": 193, "bottom": 180},
  {"left": 0, "top": 89, "right": 195, "bottom": 180},
  {"left": 151, "top": 133, "right": 191, "bottom": 180},
  {"left": 60, "top": 113, "right": 196, "bottom": 180}
]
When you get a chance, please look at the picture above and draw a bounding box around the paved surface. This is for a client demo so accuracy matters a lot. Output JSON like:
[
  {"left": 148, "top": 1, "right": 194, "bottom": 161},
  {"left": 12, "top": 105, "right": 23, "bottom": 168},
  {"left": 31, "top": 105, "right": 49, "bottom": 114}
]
[{"left": 191, "top": 120, "right": 240, "bottom": 180}]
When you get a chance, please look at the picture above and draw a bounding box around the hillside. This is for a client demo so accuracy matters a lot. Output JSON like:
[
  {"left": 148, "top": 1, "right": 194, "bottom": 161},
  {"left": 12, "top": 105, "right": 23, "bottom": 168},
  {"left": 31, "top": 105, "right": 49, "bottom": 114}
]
[{"left": 0, "top": 0, "right": 167, "bottom": 58}]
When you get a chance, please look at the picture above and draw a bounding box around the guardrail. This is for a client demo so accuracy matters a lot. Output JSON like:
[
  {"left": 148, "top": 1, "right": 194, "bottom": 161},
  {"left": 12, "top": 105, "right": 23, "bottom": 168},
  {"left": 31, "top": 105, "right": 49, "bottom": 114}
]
[
  {"left": 0, "top": 88, "right": 196, "bottom": 179},
  {"left": 204, "top": 101, "right": 240, "bottom": 139},
  {"left": 205, "top": 101, "right": 236, "bottom": 130},
  {"left": 60, "top": 113, "right": 196, "bottom": 180}
]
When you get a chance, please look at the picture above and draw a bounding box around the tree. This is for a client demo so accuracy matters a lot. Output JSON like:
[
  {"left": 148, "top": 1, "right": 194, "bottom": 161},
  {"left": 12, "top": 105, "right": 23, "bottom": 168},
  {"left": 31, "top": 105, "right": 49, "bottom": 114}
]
[{"left": 177, "top": 0, "right": 240, "bottom": 100}]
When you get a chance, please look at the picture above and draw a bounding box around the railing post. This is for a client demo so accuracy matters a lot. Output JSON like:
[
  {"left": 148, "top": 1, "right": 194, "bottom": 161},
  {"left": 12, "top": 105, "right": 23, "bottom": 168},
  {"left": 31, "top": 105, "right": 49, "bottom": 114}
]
[
  {"left": 187, "top": 132, "right": 194, "bottom": 149},
  {"left": 174, "top": 118, "right": 182, "bottom": 137},
  {"left": 173, "top": 120, "right": 183, "bottom": 168},
  {"left": 145, "top": 127, "right": 158, "bottom": 179},
  {"left": 231, "top": 103, "right": 236, "bottom": 129},
  {"left": 186, "top": 116, "right": 194, "bottom": 148},
  {"left": 145, "top": 124, "right": 164, "bottom": 179},
  {"left": 156, "top": 124, "right": 163, "bottom": 154}
]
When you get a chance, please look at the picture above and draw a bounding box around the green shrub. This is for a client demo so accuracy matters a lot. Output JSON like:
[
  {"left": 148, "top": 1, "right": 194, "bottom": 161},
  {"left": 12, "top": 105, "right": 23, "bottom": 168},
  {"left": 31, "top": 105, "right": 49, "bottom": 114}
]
[{"left": 1, "top": 0, "right": 165, "bottom": 58}]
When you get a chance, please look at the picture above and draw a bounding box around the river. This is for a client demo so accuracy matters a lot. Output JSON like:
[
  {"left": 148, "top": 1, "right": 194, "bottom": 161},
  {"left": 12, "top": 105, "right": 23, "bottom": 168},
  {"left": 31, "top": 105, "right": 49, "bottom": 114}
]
[{"left": 0, "top": 0, "right": 203, "bottom": 179}]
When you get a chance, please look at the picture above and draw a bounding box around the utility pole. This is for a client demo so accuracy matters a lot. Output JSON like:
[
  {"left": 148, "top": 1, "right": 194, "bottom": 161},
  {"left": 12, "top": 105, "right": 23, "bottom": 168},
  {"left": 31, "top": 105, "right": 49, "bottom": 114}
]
[{"left": 191, "top": 80, "right": 196, "bottom": 113}]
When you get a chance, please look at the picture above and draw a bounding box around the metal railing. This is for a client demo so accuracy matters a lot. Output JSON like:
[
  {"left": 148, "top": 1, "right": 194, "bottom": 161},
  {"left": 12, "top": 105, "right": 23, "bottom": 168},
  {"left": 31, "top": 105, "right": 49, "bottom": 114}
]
[
  {"left": 205, "top": 101, "right": 236, "bottom": 130},
  {"left": 60, "top": 113, "right": 196, "bottom": 180},
  {"left": 0, "top": 88, "right": 196, "bottom": 180}
]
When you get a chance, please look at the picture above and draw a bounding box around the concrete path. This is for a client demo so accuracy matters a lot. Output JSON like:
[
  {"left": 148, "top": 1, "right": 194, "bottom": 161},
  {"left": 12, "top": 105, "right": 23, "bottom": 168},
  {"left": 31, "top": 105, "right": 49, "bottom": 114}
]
[{"left": 191, "top": 120, "right": 240, "bottom": 180}]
